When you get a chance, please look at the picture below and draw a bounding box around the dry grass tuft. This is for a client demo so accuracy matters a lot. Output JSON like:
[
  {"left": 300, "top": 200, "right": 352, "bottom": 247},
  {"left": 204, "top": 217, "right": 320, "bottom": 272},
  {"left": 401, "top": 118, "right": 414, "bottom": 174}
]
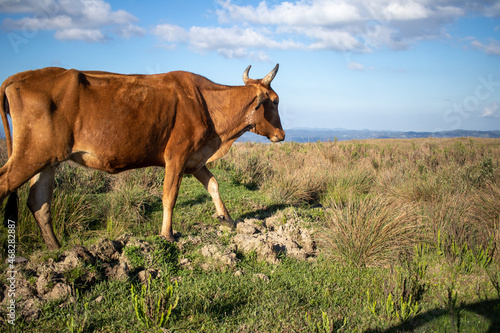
[
  {"left": 322, "top": 196, "right": 421, "bottom": 267},
  {"left": 264, "top": 151, "right": 331, "bottom": 205}
]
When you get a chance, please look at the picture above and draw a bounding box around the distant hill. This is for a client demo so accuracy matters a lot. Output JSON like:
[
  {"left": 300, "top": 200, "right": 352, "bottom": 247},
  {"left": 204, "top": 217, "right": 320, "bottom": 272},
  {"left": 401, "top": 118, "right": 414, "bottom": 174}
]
[{"left": 238, "top": 128, "right": 500, "bottom": 143}]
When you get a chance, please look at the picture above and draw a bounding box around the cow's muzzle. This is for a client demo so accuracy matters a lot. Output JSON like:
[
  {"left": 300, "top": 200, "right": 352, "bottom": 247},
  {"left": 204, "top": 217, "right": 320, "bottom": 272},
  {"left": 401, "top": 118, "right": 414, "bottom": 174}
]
[{"left": 270, "top": 130, "right": 285, "bottom": 142}]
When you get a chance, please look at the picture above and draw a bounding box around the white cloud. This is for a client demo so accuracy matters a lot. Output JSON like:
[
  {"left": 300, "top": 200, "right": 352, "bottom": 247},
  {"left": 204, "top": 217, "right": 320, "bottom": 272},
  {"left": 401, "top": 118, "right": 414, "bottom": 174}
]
[
  {"left": 55, "top": 28, "right": 106, "bottom": 42},
  {"left": 217, "top": 0, "right": 362, "bottom": 26},
  {"left": 0, "top": 0, "right": 144, "bottom": 42},
  {"left": 305, "top": 28, "right": 365, "bottom": 51},
  {"left": 482, "top": 102, "right": 500, "bottom": 118},
  {"left": 153, "top": 23, "right": 188, "bottom": 43},
  {"left": 210, "top": 0, "right": 472, "bottom": 55},
  {"left": 348, "top": 62, "right": 365, "bottom": 70},
  {"left": 149, "top": 0, "right": 496, "bottom": 59},
  {"left": 471, "top": 39, "right": 500, "bottom": 55},
  {"left": 116, "top": 23, "right": 146, "bottom": 39},
  {"left": 384, "top": 1, "right": 430, "bottom": 21},
  {"left": 189, "top": 26, "right": 275, "bottom": 50},
  {"left": 153, "top": 24, "right": 303, "bottom": 59}
]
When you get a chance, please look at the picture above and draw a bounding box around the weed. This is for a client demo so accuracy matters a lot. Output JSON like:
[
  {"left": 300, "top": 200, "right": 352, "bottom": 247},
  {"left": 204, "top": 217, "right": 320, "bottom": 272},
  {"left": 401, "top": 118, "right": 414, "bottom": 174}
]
[
  {"left": 305, "top": 310, "right": 335, "bottom": 333},
  {"left": 66, "top": 289, "right": 90, "bottom": 333},
  {"left": 446, "top": 284, "right": 461, "bottom": 333},
  {"left": 130, "top": 274, "right": 179, "bottom": 331},
  {"left": 486, "top": 266, "right": 500, "bottom": 298}
]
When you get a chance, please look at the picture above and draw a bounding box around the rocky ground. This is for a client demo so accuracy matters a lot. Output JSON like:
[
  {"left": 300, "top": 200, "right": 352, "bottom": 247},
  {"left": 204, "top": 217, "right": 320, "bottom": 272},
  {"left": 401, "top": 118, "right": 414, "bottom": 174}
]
[{"left": 1, "top": 217, "right": 316, "bottom": 322}]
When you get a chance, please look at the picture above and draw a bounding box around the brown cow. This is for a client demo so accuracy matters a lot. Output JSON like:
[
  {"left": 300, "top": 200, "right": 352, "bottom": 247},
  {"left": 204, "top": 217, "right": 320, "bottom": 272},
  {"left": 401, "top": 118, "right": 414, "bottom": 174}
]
[{"left": 0, "top": 65, "right": 284, "bottom": 249}]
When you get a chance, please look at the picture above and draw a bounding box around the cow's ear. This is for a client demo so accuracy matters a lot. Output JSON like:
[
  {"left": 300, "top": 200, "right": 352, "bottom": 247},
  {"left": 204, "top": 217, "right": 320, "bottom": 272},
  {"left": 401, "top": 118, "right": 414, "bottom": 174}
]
[{"left": 255, "top": 92, "right": 269, "bottom": 110}]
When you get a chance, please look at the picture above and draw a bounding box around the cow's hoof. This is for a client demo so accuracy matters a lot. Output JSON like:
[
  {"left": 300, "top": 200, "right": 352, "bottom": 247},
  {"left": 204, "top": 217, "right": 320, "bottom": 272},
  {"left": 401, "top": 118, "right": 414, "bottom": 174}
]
[
  {"left": 160, "top": 234, "right": 177, "bottom": 243},
  {"left": 216, "top": 216, "right": 236, "bottom": 230}
]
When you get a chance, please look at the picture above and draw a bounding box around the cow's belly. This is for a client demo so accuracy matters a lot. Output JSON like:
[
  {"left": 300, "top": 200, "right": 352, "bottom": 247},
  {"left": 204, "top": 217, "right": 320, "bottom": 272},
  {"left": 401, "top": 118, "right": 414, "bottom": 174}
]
[{"left": 69, "top": 146, "right": 164, "bottom": 174}]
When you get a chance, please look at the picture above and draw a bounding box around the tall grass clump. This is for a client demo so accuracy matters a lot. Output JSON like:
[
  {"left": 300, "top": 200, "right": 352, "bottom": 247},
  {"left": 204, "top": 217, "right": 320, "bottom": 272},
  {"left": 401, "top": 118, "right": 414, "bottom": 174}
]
[
  {"left": 13, "top": 185, "right": 98, "bottom": 252},
  {"left": 216, "top": 142, "right": 272, "bottom": 189},
  {"left": 54, "top": 163, "right": 111, "bottom": 194},
  {"left": 100, "top": 168, "right": 163, "bottom": 238},
  {"left": 471, "top": 181, "right": 500, "bottom": 260},
  {"left": 264, "top": 151, "right": 331, "bottom": 205},
  {"left": 323, "top": 196, "right": 421, "bottom": 267},
  {"left": 323, "top": 161, "right": 376, "bottom": 206},
  {"left": 217, "top": 142, "right": 332, "bottom": 205}
]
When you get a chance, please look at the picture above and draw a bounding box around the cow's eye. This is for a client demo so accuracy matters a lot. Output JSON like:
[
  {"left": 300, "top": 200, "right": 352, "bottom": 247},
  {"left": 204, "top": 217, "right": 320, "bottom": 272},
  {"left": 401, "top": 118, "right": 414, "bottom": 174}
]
[{"left": 273, "top": 100, "right": 279, "bottom": 106}]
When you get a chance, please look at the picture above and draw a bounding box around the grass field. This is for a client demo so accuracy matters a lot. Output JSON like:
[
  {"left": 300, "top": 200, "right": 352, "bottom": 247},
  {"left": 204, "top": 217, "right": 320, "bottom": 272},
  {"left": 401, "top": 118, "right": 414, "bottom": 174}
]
[{"left": 1, "top": 137, "right": 499, "bottom": 332}]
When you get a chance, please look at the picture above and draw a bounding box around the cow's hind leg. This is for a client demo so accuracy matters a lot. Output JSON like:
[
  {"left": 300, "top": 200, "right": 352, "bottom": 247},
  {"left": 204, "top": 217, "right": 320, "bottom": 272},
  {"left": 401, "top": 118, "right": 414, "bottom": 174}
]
[
  {"left": 0, "top": 157, "right": 50, "bottom": 209},
  {"left": 193, "top": 166, "right": 235, "bottom": 228},
  {"left": 27, "top": 166, "right": 61, "bottom": 250}
]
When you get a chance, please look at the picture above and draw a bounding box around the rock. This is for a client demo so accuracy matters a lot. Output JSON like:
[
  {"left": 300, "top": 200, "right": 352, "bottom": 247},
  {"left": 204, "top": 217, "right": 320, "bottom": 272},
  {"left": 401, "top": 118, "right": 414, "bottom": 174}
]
[
  {"left": 234, "top": 234, "right": 281, "bottom": 264},
  {"left": 179, "top": 258, "right": 193, "bottom": 270},
  {"left": 4, "top": 256, "right": 28, "bottom": 264},
  {"left": 253, "top": 273, "right": 270, "bottom": 283},
  {"left": 43, "top": 282, "right": 71, "bottom": 301},
  {"left": 236, "top": 221, "right": 258, "bottom": 235},
  {"left": 0, "top": 220, "right": 317, "bottom": 323},
  {"left": 18, "top": 298, "right": 41, "bottom": 321},
  {"left": 264, "top": 216, "right": 284, "bottom": 231},
  {"left": 91, "top": 238, "right": 121, "bottom": 261},
  {"left": 71, "top": 245, "right": 96, "bottom": 265},
  {"left": 201, "top": 244, "right": 220, "bottom": 257},
  {"left": 200, "top": 244, "right": 238, "bottom": 269},
  {"left": 108, "top": 262, "right": 130, "bottom": 281},
  {"left": 233, "top": 220, "right": 316, "bottom": 264},
  {"left": 138, "top": 269, "right": 159, "bottom": 284}
]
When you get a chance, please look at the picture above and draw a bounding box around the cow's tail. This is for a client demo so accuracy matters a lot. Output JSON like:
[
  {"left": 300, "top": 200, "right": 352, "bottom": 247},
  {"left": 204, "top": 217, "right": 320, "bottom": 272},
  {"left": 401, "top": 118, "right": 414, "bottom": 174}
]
[{"left": 0, "top": 81, "right": 19, "bottom": 227}]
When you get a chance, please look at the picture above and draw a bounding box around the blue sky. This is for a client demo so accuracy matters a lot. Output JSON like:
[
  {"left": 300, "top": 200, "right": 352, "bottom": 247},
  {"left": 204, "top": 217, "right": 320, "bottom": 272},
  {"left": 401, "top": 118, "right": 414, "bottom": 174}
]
[{"left": 0, "top": 0, "right": 499, "bottom": 132}]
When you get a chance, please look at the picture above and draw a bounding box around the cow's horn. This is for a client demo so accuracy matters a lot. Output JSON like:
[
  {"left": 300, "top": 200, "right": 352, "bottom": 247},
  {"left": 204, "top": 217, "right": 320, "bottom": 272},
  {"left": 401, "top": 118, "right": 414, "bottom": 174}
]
[
  {"left": 243, "top": 65, "right": 252, "bottom": 85},
  {"left": 262, "top": 64, "right": 279, "bottom": 86}
]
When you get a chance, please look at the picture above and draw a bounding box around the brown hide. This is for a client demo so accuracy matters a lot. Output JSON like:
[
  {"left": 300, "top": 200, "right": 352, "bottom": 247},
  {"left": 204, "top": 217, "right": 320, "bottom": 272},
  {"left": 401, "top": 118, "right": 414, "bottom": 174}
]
[{"left": 0, "top": 65, "right": 284, "bottom": 249}]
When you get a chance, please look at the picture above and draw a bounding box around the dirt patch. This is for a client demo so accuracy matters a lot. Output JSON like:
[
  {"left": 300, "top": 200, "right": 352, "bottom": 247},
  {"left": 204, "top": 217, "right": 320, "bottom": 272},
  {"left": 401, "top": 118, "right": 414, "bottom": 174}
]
[
  {"left": 0, "top": 217, "right": 316, "bottom": 321},
  {"left": 233, "top": 218, "right": 316, "bottom": 264}
]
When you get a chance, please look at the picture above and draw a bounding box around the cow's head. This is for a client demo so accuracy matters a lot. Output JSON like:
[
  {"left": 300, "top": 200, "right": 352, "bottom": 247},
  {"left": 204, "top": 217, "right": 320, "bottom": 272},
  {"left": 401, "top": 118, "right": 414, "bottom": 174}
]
[{"left": 243, "top": 64, "right": 285, "bottom": 142}]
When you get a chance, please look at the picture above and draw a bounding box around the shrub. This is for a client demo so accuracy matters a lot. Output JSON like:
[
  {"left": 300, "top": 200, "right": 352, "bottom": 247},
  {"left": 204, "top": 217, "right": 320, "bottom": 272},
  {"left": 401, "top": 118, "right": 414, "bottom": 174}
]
[
  {"left": 264, "top": 152, "right": 331, "bottom": 205},
  {"left": 323, "top": 196, "right": 421, "bottom": 267},
  {"left": 323, "top": 162, "right": 375, "bottom": 207}
]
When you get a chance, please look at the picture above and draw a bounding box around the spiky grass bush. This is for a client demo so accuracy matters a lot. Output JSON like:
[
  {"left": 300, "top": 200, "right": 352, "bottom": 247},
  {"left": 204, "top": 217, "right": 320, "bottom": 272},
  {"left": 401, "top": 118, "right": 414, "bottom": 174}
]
[
  {"left": 55, "top": 163, "right": 111, "bottom": 194},
  {"left": 471, "top": 181, "right": 500, "bottom": 260},
  {"left": 99, "top": 169, "right": 163, "bottom": 239},
  {"left": 323, "top": 160, "right": 375, "bottom": 206},
  {"left": 323, "top": 196, "right": 421, "bottom": 267},
  {"left": 13, "top": 185, "right": 99, "bottom": 252},
  {"left": 264, "top": 150, "right": 331, "bottom": 205},
  {"left": 265, "top": 161, "right": 330, "bottom": 205}
]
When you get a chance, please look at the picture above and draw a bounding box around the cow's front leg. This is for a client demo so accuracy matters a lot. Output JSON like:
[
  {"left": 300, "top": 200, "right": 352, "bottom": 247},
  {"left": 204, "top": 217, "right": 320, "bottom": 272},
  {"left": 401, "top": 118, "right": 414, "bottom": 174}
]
[
  {"left": 193, "top": 166, "right": 235, "bottom": 229},
  {"left": 160, "top": 162, "right": 184, "bottom": 242}
]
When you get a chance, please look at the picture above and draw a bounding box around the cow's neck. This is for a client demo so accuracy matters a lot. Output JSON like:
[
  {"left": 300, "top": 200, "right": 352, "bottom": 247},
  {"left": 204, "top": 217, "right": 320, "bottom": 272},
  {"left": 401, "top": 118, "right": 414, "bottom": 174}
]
[
  {"left": 200, "top": 84, "right": 257, "bottom": 163},
  {"left": 202, "top": 84, "right": 257, "bottom": 143}
]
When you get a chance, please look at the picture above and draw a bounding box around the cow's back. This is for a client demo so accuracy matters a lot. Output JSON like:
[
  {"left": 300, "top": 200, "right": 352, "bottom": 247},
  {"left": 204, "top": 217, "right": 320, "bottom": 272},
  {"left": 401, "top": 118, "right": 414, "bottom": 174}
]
[{"left": 4, "top": 68, "right": 211, "bottom": 172}]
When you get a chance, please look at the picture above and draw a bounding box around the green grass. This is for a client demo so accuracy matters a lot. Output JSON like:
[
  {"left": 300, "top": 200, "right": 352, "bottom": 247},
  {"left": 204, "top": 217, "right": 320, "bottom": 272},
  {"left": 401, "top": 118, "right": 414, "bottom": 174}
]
[
  {"left": 5, "top": 253, "right": 499, "bottom": 332},
  {"left": 1, "top": 138, "right": 499, "bottom": 332}
]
